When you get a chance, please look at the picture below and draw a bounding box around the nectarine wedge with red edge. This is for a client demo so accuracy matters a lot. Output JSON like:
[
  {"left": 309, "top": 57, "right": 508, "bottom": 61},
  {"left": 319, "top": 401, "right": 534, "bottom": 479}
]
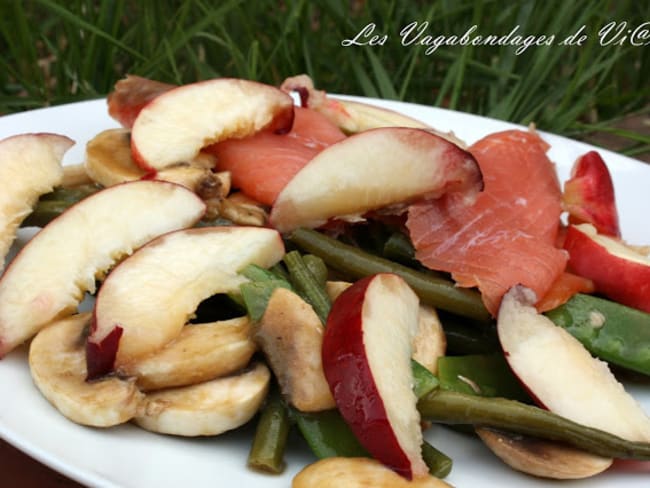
[
  {"left": 108, "top": 75, "right": 175, "bottom": 128},
  {"left": 322, "top": 273, "right": 427, "bottom": 480},
  {"left": 130, "top": 78, "right": 295, "bottom": 172},
  {"left": 497, "top": 285, "right": 650, "bottom": 442},
  {"left": 87, "top": 225, "right": 285, "bottom": 379},
  {"left": 0, "top": 180, "right": 205, "bottom": 358},
  {"left": 269, "top": 127, "right": 483, "bottom": 233},
  {"left": 0, "top": 133, "right": 73, "bottom": 267},
  {"left": 563, "top": 223, "right": 650, "bottom": 313},
  {"left": 563, "top": 151, "right": 621, "bottom": 237}
]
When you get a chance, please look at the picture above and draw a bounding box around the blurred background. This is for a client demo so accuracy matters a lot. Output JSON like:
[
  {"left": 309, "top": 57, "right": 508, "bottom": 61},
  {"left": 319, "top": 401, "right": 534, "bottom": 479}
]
[{"left": 0, "top": 0, "right": 648, "bottom": 158}]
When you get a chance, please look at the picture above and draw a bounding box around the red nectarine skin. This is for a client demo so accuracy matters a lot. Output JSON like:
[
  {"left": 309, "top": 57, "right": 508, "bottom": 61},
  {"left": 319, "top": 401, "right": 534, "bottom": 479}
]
[
  {"left": 322, "top": 274, "right": 415, "bottom": 480},
  {"left": 86, "top": 324, "right": 123, "bottom": 380},
  {"left": 563, "top": 151, "right": 620, "bottom": 237},
  {"left": 107, "top": 75, "right": 175, "bottom": 128},
  {"left": 563, "top": 225, "right": 650, "bottom": 313}
]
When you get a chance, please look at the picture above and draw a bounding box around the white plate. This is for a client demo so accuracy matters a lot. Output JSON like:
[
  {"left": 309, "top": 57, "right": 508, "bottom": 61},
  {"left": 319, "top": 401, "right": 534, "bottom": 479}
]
[{"left": 1, "top": 97, "right": 650, "bottom": 487}]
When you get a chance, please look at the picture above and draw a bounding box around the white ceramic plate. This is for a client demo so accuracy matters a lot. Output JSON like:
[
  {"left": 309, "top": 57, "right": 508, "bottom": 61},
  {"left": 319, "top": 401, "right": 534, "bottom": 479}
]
[{"left": 1, "top": 97, "right": 649, "bottom": 488}]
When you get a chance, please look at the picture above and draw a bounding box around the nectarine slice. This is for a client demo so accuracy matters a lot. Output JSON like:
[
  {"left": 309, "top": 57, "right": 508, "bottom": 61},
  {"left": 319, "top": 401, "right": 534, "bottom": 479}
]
[
  {"left": 0, "top": 180, "right": 205, "bottom": 357},
  {"left": 270, "top": 127, "right": 482, "bottom": 233}
]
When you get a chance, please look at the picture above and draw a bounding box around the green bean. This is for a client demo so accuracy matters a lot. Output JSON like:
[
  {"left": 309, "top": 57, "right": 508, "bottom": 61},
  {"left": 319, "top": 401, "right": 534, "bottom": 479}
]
[
  {"left": 302, "top": 254, "right": 329, "bottom": 287},
  {"left": 546, "top": 293, "right": 650, "bottom": 376},
  {"left": 437, "top": 354, "right": 530, "bottom": 403},
  {"left": 240, "top": 264, "right": 285, "bottom": 283},
  {"left": 293, "top": 413, "right": 452, "bottom": 478},
  {"left": 382, "top": 231, "right": 418, "bottom": 266},
  {"left": 411, "top": 359, "right": 440, "bottom": 399},
  {"left": 247, "top": 389, "right": 290, "bottom": 474},
  {"left": 418, "top": 389, "right": 650, "bottom": 460},
  {"left": 421, "top": 441, "right": 453, "bottom": 479},
  {"left": 283, "top": 250, "right": 331, "bottom": 324},
  {"left": 21, "top": 184, "right": 100, "bottom": 227},
  {"left": 438, "top": 312, "right": 500, "bottom": 355},
  {"left": 292, "top": 408, "right": 369, "bottom": 459},
  {"left": 240, "top": 280, "right": 292, "bottom": 322},
  {"left": 288, "top": 228, "right": 491, "bottom": 323}
]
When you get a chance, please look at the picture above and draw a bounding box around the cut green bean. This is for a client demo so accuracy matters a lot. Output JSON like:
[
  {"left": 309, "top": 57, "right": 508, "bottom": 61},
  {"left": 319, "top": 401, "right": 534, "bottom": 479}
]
[
  {"left": 418, "top": 389, "right": 650, "bottom": 460},
  {"left": 438, "top": 312, "right": 500, "bottom": 355},
  {"left": 382, "top": 231, "right": 417, "bottom": 266},
  {"left": 240, "top": 280, "right": 292, "bottom": 322},
  {"left": 421, "top": 441, "right": 453, "bottom": 478},
  {"left": 302, "top": 254, "right": 329, "bottom": 287},
  {"left": 546, "top": 293, "right": 650, "bottom": 376},
  {"left": 292, "top": 408, "right": 369, "bottom": 459},
  {"left": 294, "top": 413, "right": 452, "bottom": 478},
  {"left": 21, "top": 184, "right": 100, "bottom": 227},
  {"left": 240, "top": 264, "right": 286, "bottom": 283},
  {"left": 247, "top": 389, "right": 290, "bottom": 474},
  {"left": 288, "top": 228, "right": 491, "bottom": 323},
  {"left": 411, "top": 359, "right": 440, "bottom": 399},
  {"left": 283, "top": 250, "right": 331, "bottom": 324}
]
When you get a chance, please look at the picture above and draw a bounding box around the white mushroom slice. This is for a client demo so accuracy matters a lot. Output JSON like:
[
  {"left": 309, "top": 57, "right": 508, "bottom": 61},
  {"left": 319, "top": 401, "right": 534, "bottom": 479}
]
[
  {"left": 134, "top": 362, "right": 270, "bottom": 436},
  {"left": 29, "top": 313, "right": 143, "bottom": 427},
  {"left": 476, "top": 427, "right": 613, "bottom": 479},
  {"left": 218, "top": 192, "right": 268, "bottom": 227},
  {"left": 125, "top": 316, "right": 256, "bottom": 391},
  {"left": 412, "top": 305, "right": 446, "bottom": 374},
  {"left": 0, "top": 133, "right": 72, "bottom": 267},
  {"left": 85, "top": 128, "right": 144, "bottom": 185},
  {"left": 256, "top": 287, "right": 335, "bottom": 412},
  {"left": 85, "top": 128, "right": 228, "bottom": 194},
  {"left": 292, "top": 457, "right": 452, "bottom": 488}
]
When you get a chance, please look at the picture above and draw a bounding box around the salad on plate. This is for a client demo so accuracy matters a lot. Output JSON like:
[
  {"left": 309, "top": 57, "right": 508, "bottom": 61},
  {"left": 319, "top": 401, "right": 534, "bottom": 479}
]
[{"left": 1, "top": 74, "right": 650, "bottom": 487}]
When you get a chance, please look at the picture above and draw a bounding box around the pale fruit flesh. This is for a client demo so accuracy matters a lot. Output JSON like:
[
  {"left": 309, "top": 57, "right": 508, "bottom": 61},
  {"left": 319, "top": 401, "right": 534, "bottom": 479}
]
[
  {"left": 498, "top": 285, "right": 650, "bottom": 442},
  {"left": 270, "top": 127, "right": 482, "bottom": 233},
  {"left": 89, "top": 226, "right": 284, "bottom": 377},
  {"left": 323, "top": 273, "right": 427, "bottom": 479},
  {"left": 0, "top": 180, "right": 205, "bottom": 357},
  {"left": 563, "top": 223, "right": 650, "bottom": 313},
  {"left": 130, "top": 78, "right": 294, "bottom": 171},
  {"left": 0, "top": 133, "right": 72, "bottom": 266}
]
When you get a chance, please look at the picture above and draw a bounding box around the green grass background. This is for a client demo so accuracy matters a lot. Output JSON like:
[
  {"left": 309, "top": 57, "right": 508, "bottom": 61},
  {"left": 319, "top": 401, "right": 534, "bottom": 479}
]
[{"left": 1, "top": 0, "right": 648, "bottom": 155}]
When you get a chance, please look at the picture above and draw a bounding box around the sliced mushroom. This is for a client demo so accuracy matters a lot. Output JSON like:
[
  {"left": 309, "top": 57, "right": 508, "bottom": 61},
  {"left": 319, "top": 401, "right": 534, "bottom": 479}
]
[
  {"left": 255, "top": 287, "right": 335, "bottom": 412},
  {"left": 28, "top": 313, "right": 143, "bottom": 427},
  {"left": 292, "top": 457, "right": 452, "bottom": 488},
  {"left": 476, "top": 427, "right": 613, "bottom": 479},
  {"left": 327, "top": 281, "right": 446, "bottom": 374},
  {"left": 218, "top": 191, "right": 268, "bottom": 226},
  {"left": 123, "top": 316, "right": 256, "bottom": 391},
  {"left": 84, "top": 128, "right": 144, "bottom": 185},
  {"left": 61, "top": 163, "right": 93, "bottom": 187},
  {"left": 134, "top": 362, "right": 270, "bottom": 436},
  {"left": 84, "top": 128, "right": 227, "bottom": 193},
  {"left": 412, "top": 305, "right": 446, "bottom": 375}
]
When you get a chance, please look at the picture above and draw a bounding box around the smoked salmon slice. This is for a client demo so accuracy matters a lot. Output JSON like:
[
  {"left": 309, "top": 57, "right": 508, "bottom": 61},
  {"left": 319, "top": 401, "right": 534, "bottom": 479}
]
[
  {"left": 406, "top": 129, "right": 568, "bottom": 316},
  {"left": 210, "top": 106, "right": 346, "bottom": 206}
]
